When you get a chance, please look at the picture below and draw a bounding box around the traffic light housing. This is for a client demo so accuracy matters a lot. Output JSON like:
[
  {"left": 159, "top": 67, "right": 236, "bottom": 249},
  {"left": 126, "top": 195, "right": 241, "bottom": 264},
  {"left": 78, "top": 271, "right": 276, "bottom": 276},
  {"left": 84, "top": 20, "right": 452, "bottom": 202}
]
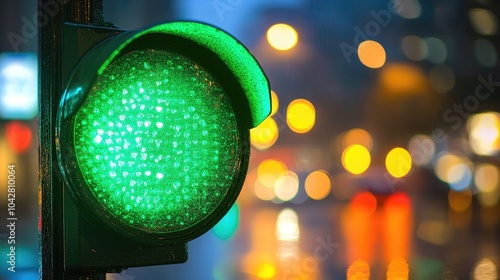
[{"left": 56, "top": 21, "right": 270, "bottom": 272}]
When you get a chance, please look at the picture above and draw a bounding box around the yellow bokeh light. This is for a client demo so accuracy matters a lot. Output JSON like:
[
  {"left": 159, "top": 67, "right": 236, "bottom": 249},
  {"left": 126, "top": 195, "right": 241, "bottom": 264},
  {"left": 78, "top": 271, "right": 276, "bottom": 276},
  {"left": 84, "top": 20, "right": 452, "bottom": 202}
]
[
  {"left": 347, "top": 259, "right": 370, "bottom": 280},
  {"left": 270, "top": 90, "right": 279, "bottom": 117},
  {"left": 380, "top": 63, "right": 427, "bottom": 93},
  {"left": 448, "top": 189, "right": 472, "bottom": 213},
  {"left": 385, "top": 147, "right": 413, "bottom": 178},
  {"left": 473, "top": 258, "right": 498, "bottom": 280},
  {"left": 275, "top": 171, "right": 299, "bottom": 202},
  {"left": 387, "top": 258, "right": 409, "bottom": 280},
  {"left": 250, "top": 117, "right": 279, "bottom": 150},
  {"left": 342, "top": 144, "right": 371, "bottom": 175},
  {"left": 258, "top": 159, "right": 288, "bottom": 178},
  {"left": 286, "top": 99, "right": 316, "bottom": 134},
  {"left": 254, "top": 178, "right": 276, "bottom": 201},
  {"left": 467, "top": 112, "right": 500, "bottom": 156},
  {"left": 256, "top": 262, "right": 276, "bottom": 279},
  {"left": 435, "top": 153, "right": 465, "bottom": 183},
  {"left": 358, "top": 40, "right": 386, "bottom": 68},
  {"left": 255, "top": 159, "right": 288, "bottom": 201},
  {"left": 475, "top": 164, "right": 499, "bottom": 193},
  {"left": 266, "top": 23, "right": 298, "bottom": 51},
  {"left": 478, "top": 187, "right": 500, "bottom": 208},
  {"left": 469, "top": 8, "right": 498, "bottom": 35},
  {"left": 342, "top": 128, "right": 373, "bottom": 151},
  {"left": 305, "top": 170, "right": 331, "bottom": 200},
  {"left": 254, "top": 160, "right": 289, "bottom": 201}
]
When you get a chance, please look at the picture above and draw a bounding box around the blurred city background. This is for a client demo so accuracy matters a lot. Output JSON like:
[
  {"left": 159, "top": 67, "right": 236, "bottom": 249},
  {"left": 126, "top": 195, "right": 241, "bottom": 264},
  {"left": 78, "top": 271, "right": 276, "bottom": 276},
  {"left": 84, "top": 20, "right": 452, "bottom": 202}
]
[{"left": 1, "top": 0, "right": 500, "bottom": 279}]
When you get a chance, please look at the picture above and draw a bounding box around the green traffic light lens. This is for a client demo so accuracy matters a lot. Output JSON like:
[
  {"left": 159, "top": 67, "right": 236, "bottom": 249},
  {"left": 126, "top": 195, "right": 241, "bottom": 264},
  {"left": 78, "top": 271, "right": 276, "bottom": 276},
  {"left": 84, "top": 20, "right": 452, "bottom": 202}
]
[{"left": 72, "top": 49, "right": 240, "bottom": 233}]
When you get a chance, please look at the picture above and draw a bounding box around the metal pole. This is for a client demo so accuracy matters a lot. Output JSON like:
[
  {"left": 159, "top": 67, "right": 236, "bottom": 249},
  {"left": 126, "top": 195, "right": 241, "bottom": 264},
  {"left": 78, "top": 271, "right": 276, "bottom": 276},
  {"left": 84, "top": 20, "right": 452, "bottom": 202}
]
[{"left": 39, "top": 0, "right": 103, "bottom": 279}]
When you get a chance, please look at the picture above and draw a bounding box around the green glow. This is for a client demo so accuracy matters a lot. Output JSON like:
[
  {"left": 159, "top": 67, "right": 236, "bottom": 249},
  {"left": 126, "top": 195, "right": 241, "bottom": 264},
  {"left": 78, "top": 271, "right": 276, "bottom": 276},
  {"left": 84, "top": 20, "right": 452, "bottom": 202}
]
[
  {"left": 212, "top": 203, "right": 239, "bottom": 240},
  {"left": 74, "top": 49, "right": 240, "bottom": 233},
  {"left": 98, "top": 22, "right": 270, "bottom": 128}
]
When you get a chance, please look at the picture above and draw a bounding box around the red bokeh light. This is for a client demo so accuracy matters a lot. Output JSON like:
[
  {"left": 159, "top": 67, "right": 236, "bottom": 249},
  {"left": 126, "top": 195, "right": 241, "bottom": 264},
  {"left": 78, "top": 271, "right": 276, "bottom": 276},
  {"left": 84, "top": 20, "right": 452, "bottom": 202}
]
[{"left": 5, "top": 121, "right": 32, "bottom": 154}]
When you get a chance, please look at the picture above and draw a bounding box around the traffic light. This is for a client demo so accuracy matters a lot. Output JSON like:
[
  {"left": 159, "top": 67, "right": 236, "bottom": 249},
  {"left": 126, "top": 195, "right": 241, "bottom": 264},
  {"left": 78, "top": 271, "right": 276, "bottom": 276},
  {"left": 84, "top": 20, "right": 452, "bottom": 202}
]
[{"left": 56, "top": 21, "right": 270, "bottom": 272}]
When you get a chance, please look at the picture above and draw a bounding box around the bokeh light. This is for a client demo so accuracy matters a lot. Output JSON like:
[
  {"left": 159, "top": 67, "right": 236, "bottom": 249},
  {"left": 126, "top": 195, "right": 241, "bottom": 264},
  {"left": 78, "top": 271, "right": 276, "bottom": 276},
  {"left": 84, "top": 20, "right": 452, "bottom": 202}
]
[
  {"left": 344, "top": 191, "right": 377, "bottom": 264},
  {"left": 254, "top": 177, "right": 277, "bottom": 201},
  {"left": 358, "top": 40, "right": 386, "bottom": 68},
  {"left": 448, "top": 164, "right": 473, "bottom": 191},
  {"left": 469, "top": 8, "right": 498, "bottom": 35},
  {"left": 212, "top": 203, "right": 239, "bottom": 240},
  {"left": 266, "top": 23, "right": 298, "bottom": 51},
  {"left": 342, "top": 144, "right": 371, "bottom": 175},
  {"left": 424, "top": 37, "right": 447, "bottom": 64},
  {"left": 250, "top": 117, "right": 279, "bottom": 150},
  {"left": 258, "top": 159, "right": 288, "bottom": 179},
  {"left": 270, "top": 90, "right": 279, "bottom": 117},
  {"left": 380, "top": 63, "right": 427, "bottom": 93},
  {"left": 255, "top": 159, "right": 288, "bottom": 201},
  {"left": 254, "top": 160, "right": 289, "bottom": 201},
  {"left": 435, "top": 153, "right": 473, "bottom": 191},
  {"left": 408, "top": 134, "right": 435, "bottom": 166},
  {"left": 341, "top": 128, "right": 374, "bottom": 152},
  {"left": 5, "top": 121, "right": 32, "bottom": 154},
  {"left": 467, "top": 112, "right": 500, "bottom": 156},
  {"left": 387, "top": 258, "right": 410, "bottom": 280},
  {"left": 429, "top": 64, "right": 455, "bottom": 93},
  {"left": 275, "top": 171, "right": 299, "bottom": 202},
  {"left": 385, "top": 147, "right": 412, "bottom": 178},
  {"left": 476, "top": 164, "right": 500, "bottom": 207},
  {"left": 401, "top": 35, "right": 428, "bottom": 61},
  {"left": 286, "top": 98, "right": 316, "bottom": 133},
  {"left": 347, "top": 259, "right": 370, "bottom": 280},
  {"left": 475, "top": 164, "right": 499, "bottom": 193},
  {"left": 473, "top": 258, "right": 498, "bottom": 280},
  {"left": 256, "top": 263, "right": 276, "bottom": 279},
  {"left": 350, "top": 191, "right": 377, "bottom": 217},
  {"left": 474, "top": 39, "right": 497, "bottom": 67},
  {"left": 304, "top": 170, "right": 332, "bottom": 200},
  {"left": 384, "top": 192, "right": 411, "bottom": 215},
  {"left": 276, "top": 208, "right": 300, "bottom": 242},
  {"left": 384, "top": 193, "right": 411, "bottom": 261},
  {"left": 396, "top": 0, "right": 421, "bottom": 19},
  {"left": 448, "top": 189, "right": 472, "bottom": 213}
]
